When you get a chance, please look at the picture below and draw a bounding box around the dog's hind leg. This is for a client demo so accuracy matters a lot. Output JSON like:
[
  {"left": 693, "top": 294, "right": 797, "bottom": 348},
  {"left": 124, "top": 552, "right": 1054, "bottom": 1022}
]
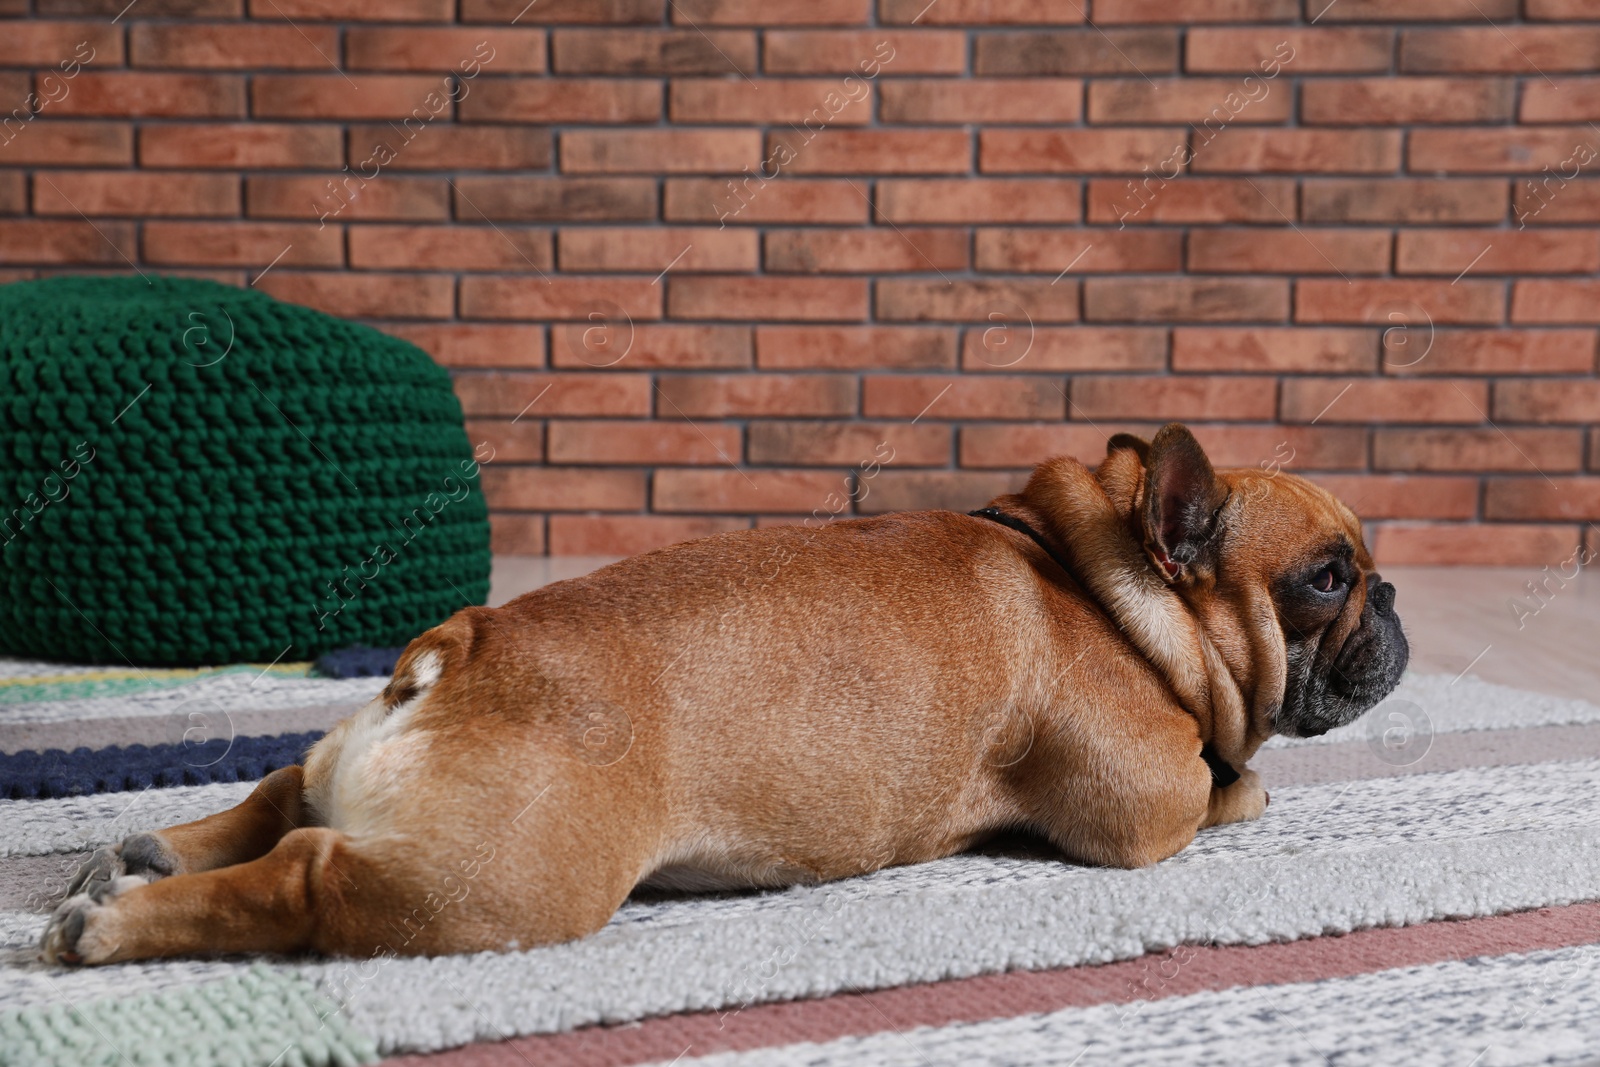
[{"left": 57, "top": 764, "right": 312, "bottom": 908}]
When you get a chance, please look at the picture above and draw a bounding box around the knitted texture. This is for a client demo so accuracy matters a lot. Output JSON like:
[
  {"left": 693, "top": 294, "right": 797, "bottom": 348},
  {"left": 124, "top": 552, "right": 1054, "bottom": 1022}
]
[
  {"left": 0, "top": 965, "right": 379, "bottom": 1067},
  {"left": 0, "top": 275, "right": 490, "bottom": 666},
  {"left": 0, "top": 730, "right": 324, "bottom": 800}
]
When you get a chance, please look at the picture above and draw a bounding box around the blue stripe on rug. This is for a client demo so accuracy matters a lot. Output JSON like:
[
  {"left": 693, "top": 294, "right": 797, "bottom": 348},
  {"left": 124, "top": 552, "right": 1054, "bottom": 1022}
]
[{"left": 0, "top": 731, "right": 324, "bottom": 800}]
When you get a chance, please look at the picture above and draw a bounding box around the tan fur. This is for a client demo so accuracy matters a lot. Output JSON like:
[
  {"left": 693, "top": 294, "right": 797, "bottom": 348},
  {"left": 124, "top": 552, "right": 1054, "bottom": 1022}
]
[{"left": 40, "top": 429, "right": 1381, "bottom": 965}]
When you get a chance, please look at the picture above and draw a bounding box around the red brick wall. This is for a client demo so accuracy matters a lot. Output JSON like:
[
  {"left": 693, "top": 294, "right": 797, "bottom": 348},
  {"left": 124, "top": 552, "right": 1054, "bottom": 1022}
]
[{"left": 3, "top": 0, "right": 1597, "bottom": 565}]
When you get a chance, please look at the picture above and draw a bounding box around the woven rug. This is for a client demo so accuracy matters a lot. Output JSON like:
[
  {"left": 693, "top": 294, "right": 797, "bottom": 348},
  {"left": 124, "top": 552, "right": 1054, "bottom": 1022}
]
[{"left": 2, "top": 661, "right": 1599, "bottom": 1067}]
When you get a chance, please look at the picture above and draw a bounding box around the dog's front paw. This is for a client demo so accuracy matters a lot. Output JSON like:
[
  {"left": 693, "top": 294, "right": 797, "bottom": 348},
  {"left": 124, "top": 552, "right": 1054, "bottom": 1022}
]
[
  {"left": 63, "top": 833, "right": 179, "bottom": 902},
  {"left": 39, "top": 875, "right": 146, "bottom": 966},
  {"left": 1203, "top": 767, "right": 1268, "bottom": 828}
]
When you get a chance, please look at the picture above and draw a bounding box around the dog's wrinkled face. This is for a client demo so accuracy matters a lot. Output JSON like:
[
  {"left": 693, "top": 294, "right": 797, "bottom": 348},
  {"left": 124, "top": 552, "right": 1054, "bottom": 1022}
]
[{"left": 1120, "top": 425, "right": 1409, "bottom": 741}]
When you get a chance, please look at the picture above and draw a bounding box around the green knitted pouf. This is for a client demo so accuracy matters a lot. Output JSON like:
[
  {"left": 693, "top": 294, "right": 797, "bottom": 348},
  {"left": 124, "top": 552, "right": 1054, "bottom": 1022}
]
[{"left": 0, "top": 275, "right": 491, "bottom": 667}]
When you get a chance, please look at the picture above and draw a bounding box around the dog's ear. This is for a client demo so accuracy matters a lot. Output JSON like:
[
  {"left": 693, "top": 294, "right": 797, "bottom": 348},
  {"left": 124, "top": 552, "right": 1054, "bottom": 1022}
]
[
  {"left": 1140, "top": 423, "right": 1228, "bottom": 583},
  {"left": 1105, "top": 432, "right": 1150, "bottom": 463}
]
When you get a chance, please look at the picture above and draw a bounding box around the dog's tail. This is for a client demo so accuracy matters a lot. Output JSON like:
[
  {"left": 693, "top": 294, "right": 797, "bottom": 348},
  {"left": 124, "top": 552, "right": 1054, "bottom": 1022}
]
[{"left": 381, "top": 610, "right": 479, "bottom": 711}]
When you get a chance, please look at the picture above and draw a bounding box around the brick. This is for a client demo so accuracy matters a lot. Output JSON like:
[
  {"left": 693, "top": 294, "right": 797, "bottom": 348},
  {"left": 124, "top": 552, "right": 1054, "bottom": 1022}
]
[
  {"left": 1397, "top": 230, "right": 1600, "bottom": 276},
  {"left": 767, "top": 129, "right": 969, "bottom": 174},
  {"left": 1494, "top": 380, "right": 1600, "bottom": 423},
  {"left": 554, "top": 29, "right": 755, "bottom": 74},
  {"left": 0, "top": 175, "right": 23, "bottom": 215},
  {"left": 656, "top": 374, "right": 856, "bottom": 417},
  {"left": 1086, "top": 177, "right": 1295, "bottom": 224},
  {"left": 654, "top": 469, "right": 847, "bottom": 515},
  {"left": 490, "top": 515, "right": 545, "bottom": 555},
  {"left": 1304, "top": 475, "right": 1479, "bottom": 521},
  {"left": 253, "top": 74, "right": 461, "bottom": 120},
  {"left": 855, "top": 471, "right": 1027, "bottom": 515},
  {"left": 1281, "top": 377, "right": 1487, "bottom": 424},
  {"left": 383, "top": 324, "right": 545, "bottom": 368},
  {"left": 349, "top": 225, "right": 553, "bottom": 272},
  {"left": 881, "top": 79, "right": 1083, "bottom": 124},
  {"left": 1303, "top": 78, "right": 1513, "bottom": 125},
  {"left": 880, "top": 0, "right": 1085, "bottom": 23},
  {"left": 1188, "top": 229, "right": 1391, "bottom": 274},
  {"left": 347, "top": 125, "right": 551, "bottom": 171},
  {"left": 453, "top": 178, "right": 655, "bottom": 222},
  {"left": 976, "top": 229, "right": 1182, "bottom": 273},
  {"left": 1513, "top": 281, "right": 1600, "bottom": 324},
  {"left": 1185, "top": 28, "right": 1390, "bottom": 73},
  {"left": 669, "top": 276, "right": 868, "bottom": 321},
  {"left": 1522, "top": 79, "right": 1600, "bottom": 123},
  {"left": 0, "top": 220, "right": 135, "bottom": 265},
  {"left": 458, "top": 79, "right": 659, "bottom": 123},
  {"left": 763, "top": 31, "right": 964, "bottom": 75},
  {"left": 452, "top": 372, "right": 651, "bottom": 417},
  {"left": 756, "top": 326, "right": 956, "bottom": 369},
  {"left": 140, "top": 124, "right": 342, "bottom": 169},
  {"left": 1369, "top": 522, "right": 1580, "bottom": 567},
  {"left": 1095, "top": 0, "right": 1294, "bottom": 19},
  {"left": 877, "top": 280, "right": 1080, "bottom": 322},
  {"left": 1485, "top": 479, "right": 1600, "bottom": 521},
  {"left": 671, "top": 78, "right": 873, "bottom": 125},
  {"left": 961, "top": 424, "right": 1366, "bottom": 471},
  {"left": 346, "top": 28, "right": 545, "bottom": 72},
  {"left": 33, "top": 171, "right": 237, "bottom": 217},
  {"left": 34, "top": 0, "right": 237, "bottom": 12},
  {"left": 551, "top": 323, "right": 751, "bottom": 368},
  {"left": 1515, "top": 179, "right": 1600, "bottom": 226},
  {"left": 1375, "top": 429, "right": 1582, "bottom": 472},
  {"left": 460, "top": 0, "right": 663, "bottom": 22},
  {"left": 1527, "top": 0, "right": 1600, "bottom": 15},
  {"left": 129, "top": 23, "right": 335, "bottom": 69},
  {"left": 254, "top": 272, "right": 454, "bottom": 320},
  {"left": 749, "top": 421, "right": 949, "bottom": 466},
  {"left": 863, "top": 374, "right": 1063, "bottom": 420},
  {"left": 1088, "top": 79, "right": 1291, "bottom": 125},
  {"left": 142, "top": 222, "right": 342, "bottom": 267},
  {"left": 548, "top": 515, "right": 747, "bottom": 556},
  {"left": 878, "top": 180, "right": 1082, "bottom": 224},
  {"left": 0, "top": 22, "right": 123, "bottom": 66},
  {"left": 1321, "top": 0, "right": 1516, "bottom": 17},
  {"left": 462, "top": 420, "right": 543, "bottom": 463},
  {"left": 766, "top": 228, "right": 968, "bottom": 272},
  {"left": 247, "top": 176, "right": 448, "bottom": 222},
  {"left": 981, "top": 129, "right": 1189, "bottom": 174},
  {"left": 564, "top": 130, "right": 759, "bottom": 173},
  {"left": 1084, "top": 278, "right": 1288, "bottom": 322},
  {"left": 1401, "top": 28, "right": 1600, "bottom": 73},
  {"left": 483, "top": 467, "right": 646, "bottom": 512},
  {"left": 1302, "top": 179, "right": 1508, "bottom": 224},
  {"left": 1410, "top": 128, "right": 1600, "bottom": 174},
  {"left": 1192, "top": 129, "right": 1401, "bottom": 173},
  {"left": 671, "top": 0, "right": 868, "bottom": 24},
  {"left": 249, "top": 0, "right": 451, "bottom": 17},
  {"left": 962, "top": 327, "right": 1167, "bottom": 372},
  {"left": 1296, "top": 280, "right": 1505, "bottom": 325},
  {"left": 460, "top": 277, "right": 662, "bottom": 321},
  {"left": 1386, "top": 329, "right": 1596, "bottom": 376},
  {"left": 1172, "top": 328, "right": 1377, "bottom": 373},
  {"left": 974, "top": 30, "right": 1177, "bottom": 75},
  {"left": 49, "top": 72, "right": 244, "bottom": 118},
  {"left": 548, "top": 419, "right": 741, "bottom": 465},
  {"left": 666, "top": 177, "right": 867, "bottom": 224},
  {"left": 0, "top": 123, "right": 129, "bottom": 165},
  {"left": 1071, "top": 376, "right": 1278, "bottom": 420},
  {"left": 560, "top": 227, "right": 757, "bottom": 273}
]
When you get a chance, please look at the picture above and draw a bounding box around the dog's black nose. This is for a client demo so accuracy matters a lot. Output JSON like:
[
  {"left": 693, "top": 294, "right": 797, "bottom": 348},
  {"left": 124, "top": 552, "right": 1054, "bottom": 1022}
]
[{"left": 1368, "top": 574, "right": 1396, "bottom": 616}]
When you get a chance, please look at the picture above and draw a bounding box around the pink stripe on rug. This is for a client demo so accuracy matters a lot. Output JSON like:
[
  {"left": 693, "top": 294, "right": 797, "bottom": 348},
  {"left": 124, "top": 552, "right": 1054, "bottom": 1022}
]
[{"left": 387, "top": 900, "right": 1600, "bottom": 1066}]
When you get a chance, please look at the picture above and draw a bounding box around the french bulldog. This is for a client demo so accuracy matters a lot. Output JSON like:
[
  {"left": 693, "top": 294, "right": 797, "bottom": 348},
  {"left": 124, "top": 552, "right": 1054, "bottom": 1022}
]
[{"left": 41, "top": 423, "right": 1406, "bottom": 964}]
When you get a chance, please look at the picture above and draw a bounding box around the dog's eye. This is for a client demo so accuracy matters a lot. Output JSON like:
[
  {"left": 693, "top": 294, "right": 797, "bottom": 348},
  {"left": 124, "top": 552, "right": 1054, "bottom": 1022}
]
[{"left": 1311, "top": 567, "right": 1339, "bottom": 593}]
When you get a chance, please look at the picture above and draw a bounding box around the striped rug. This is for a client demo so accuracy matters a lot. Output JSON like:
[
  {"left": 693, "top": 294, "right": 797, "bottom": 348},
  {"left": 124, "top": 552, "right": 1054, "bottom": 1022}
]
[{"left": 2, "top": 659, "right": 1599, "bottom": 1067}]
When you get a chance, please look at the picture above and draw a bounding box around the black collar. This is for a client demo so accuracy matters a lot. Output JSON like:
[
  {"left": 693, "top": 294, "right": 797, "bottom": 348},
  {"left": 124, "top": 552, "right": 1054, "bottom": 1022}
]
[{"left": 968, "top": 506, "right": 1242, "bottom": 790}]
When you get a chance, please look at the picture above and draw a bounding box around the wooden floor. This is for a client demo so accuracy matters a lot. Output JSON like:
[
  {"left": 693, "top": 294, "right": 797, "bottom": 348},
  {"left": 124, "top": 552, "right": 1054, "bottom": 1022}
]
[{"left": 490, "top": 557, "right": 1599, "bottom": 704}]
